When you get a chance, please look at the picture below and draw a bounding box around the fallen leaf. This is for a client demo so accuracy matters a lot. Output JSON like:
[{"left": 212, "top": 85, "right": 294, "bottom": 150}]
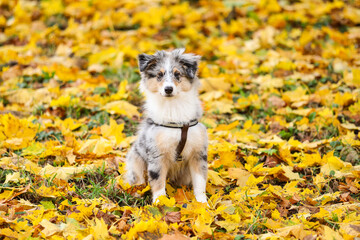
[
  {"left": 228, "top": 168, "right": 251, "bottom": 187},
  {"left": 102, "top": 100, "right": 140, "bottom": 118},
  {"left": 164, "top": 211, "right": 181, "bottom": 224},
  {"left": 40, "top": 219, "right": 61, "bottom": 237}
]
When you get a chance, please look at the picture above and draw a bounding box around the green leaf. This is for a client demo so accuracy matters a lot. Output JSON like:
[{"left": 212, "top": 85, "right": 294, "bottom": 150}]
[
  {"left": 162, "top": 206, "right": 180, "bottom": 213},
  {"left": 308, "top": 112, "right": 316, "bottom": 123},
  {"left": 41, "top": 201, "right": 55, "bottom": 210},
  {"left": 279, "top": 130, "right": 292, "bottom": 140},
  {"left": 146, "top": 206, "right": 163, "bottom": 217}
]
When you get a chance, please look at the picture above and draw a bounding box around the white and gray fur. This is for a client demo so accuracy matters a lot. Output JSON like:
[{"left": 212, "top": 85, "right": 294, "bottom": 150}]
[{"left": 125, "top": 48, "right": 208, "bottom": 203}]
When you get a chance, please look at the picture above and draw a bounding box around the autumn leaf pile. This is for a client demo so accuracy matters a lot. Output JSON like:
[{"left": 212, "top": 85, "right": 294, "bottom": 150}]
[{"left": 0, "top": 0, "right": 360, "bottom": 239}]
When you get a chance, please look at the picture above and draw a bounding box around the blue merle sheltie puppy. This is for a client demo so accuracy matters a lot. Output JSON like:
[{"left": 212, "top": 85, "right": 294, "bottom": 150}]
[{"left": 125, "top": 48, "right": 208, "bottom": 203}]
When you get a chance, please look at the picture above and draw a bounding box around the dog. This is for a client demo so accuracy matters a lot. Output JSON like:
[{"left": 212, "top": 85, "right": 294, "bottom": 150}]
[{"left": 125, "top": 48, "right": 208, "bottom": 203}]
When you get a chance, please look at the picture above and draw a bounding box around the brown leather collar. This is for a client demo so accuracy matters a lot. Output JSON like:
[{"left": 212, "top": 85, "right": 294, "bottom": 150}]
[
  {"left": 146, "top": 118, "right": 198, "bottom": 161},
  {"left": 146, "top": 118, "right": 198, "bottom": 129},
  {"left": 175, "top": 123, "right": 189, "bottom": 161}
]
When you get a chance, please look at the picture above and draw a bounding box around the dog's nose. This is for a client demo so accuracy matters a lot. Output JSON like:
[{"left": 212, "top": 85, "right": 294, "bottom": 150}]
[{"left": 164, "top": 86, "right": 173, "bottom": 94}]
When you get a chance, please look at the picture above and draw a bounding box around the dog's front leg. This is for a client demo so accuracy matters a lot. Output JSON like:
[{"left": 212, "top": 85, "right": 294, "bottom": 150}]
[
  {"left": 148, "top": 160, "right": 168, "bottom": 203},
  {"left": 189, "top": 151, "right": 208, "bottom": 203}
]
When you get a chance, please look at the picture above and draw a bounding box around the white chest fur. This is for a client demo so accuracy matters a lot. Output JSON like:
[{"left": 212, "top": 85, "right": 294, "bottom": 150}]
[{"left": 143, "top": 87, "right": 202, "bottom": 124}]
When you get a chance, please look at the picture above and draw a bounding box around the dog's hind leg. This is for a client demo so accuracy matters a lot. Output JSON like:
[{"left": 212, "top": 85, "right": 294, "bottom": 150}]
[
  {"left": 125, "top": 147, "right": 146, "bottom": 185},
  {"left": 189, "top": 150, "right": 208, "bottom": 203}
]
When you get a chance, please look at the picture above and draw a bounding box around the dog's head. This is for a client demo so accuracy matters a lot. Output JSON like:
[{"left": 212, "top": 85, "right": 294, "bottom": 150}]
[{"left": 138, "top": 48, "right": 201, "bottom": 97}]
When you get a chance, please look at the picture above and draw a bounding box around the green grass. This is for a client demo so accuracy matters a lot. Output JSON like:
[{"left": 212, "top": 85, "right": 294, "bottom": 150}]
[
  {"left": 69, "top": 164, "right": 151, "bottom": 207},
  {"left": 0, "top": 164, "right": 151, "bottom": 207}
]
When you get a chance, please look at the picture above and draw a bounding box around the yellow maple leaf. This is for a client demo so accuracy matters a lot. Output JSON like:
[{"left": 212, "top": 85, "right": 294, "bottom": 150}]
[
  {"left": 323, "top": 151, "right": 352, "bottom": 171},
  {"left": 282, "top": 87, "right": 309, "bottom": 104},
  {"left": 4, "top": 172, "right": 25, "bottom": 184},
  {"left": 206, "top": 99, "right": 234, "bottom": 114},
  {"left": 200, "top": 77, "right": 231, "bottom": 92},
  {"left": 110, "top": 80, "right": 128, "bottom": 101},
  {"left": 298, "top": 153, "right": 324, "bottom": 168},
  {"left": 5, "top": 88, "right": 33, "bottom": 106},
  {"left": 276, "top": 61, "right": 296, "bottom": 71},
  {"left": 215, "top": 121, "right": 239, "bottom": 132},
  {"left": 193, "top": 209, "right": 214, "bottom": 237},
  {"left": 216, "top": 218, "right": 239, "bottom": 232},
  {"left": 281, "top": 165, "right": 303, "bottom": 181},
  {"left": 40, "top": 164, "right": 95, "bottom": 181},
  {"left": 50, "top": 95, "right": 79, "bottom": 107},
  {"left": 208, "top": 170, "right": 227, "bottom": 186},
  {"left": 254, "top": 75, "right": 284, "bottom": 90},
  {"left": 211, "top": 151, "right": 240, "bottom": 169},
  {"left": 271, "top": 209, "right": 281, "bottom": 220},
  {"left": 246, "top": 174, "right": 265, "bottom": 187},
  {"left": 323, "top": 225, "right": 343, "bottom": 240},
  {"left": 334, "top": 92, "right": 354, "bottom": 107},
  {"left": 352, "top": 68, "right": 360, "bottom": 87},
  {"left": 200, "top": 90, "right": 224, "bottom": 102},
  {"left": 90, "top": 217, "right": 111, "bottom": 240},
  {"left": 123, "top": 219, "right": 168, "bottom": 240},
  {"left": 88, "top": 47, "right": 122, "bottom": 66},
  {"left": 228, "top": 168, "right": 251, "bottom": 187},
  {"left": 0, "top": 114, "right": 37, "bottom": 150},
  {"left": 0, "top": 190, "right": 15, "bottom": 201},
  {"left": 0, "top": 228, "right": 19, "bottom": 239},
  {"left": 21, "top": 141, "right": 46, "bottom": 157},
  {"left": 116, "top": 175, "right": 132, "bottom": 191},
  {"left": 154, "top": 195, "right": 176, "bottom": 207},
  {"left": 132, "top": 6, "right": 167, "bottom": 27},
  {"left": 41, "top": 0, "right": 64, "bottom": 16},
  {"left": 77, "top": 138, "right": 113, "bottom": 156},
  {"left": 61, "top": 118, "right": 83, "bottom": 131},
  {"left": 259, "top": 0, "right": 281, "bottom": 12},
  {"left": 39, "top": 219, "right": 61, "bottom": 237},
  {"left": 276, "top": 224, "right": 310, "bottom": 239},
  {"left": 61, "top": 218, "right": 87, "bottom": 239},
  {"left": 47, "top": 64, "right": 80, "bottom": 82},
  {"left": 102, "top": 100, "right": 140, "bottom": 118},
  {"left": 245, "top": 155, "right": 259, "bottom": 169},
  {"left": 0, "top": 15, "right": 6, "bottom": 27},
  {"left": 36, "top": 185, "right": 63, "bottom": 198},
  {"left": 101, "top": 118, "right": 125, "bottom": 146},
  {"left": 243, "top": 119, "right": 261, "bottom": 133}
]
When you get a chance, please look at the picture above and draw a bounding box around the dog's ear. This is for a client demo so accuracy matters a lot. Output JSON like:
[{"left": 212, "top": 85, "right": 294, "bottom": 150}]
[
  {"left": 179, "top": 53, "right": 201, "bottom": 79},
  {"left": 138, "top": 53, "right": 156, "bottom": 72}
]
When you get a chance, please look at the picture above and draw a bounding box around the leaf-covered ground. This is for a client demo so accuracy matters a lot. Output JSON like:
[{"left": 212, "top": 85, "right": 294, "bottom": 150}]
[{"left": 0, "top": 0, "right": 360, "bottom": 239}]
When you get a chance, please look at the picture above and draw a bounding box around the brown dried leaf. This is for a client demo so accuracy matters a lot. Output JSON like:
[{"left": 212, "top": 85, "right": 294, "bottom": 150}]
[
  {"left": 267, "top": 95, "right": 286, "bottom": 108},
  {"left": 164, "top": 211, "right": 181, "bottom": 224},
  {"left": 160, "top": 229, "right": 189, "bottom": 240}
]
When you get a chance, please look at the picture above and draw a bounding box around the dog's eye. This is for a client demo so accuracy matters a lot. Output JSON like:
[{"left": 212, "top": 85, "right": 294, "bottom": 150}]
[
  {"left": 174, "top": 71, "right": 181, "bottom": 80},
  {"left": 157, "top": 71, "right": 164, "bottom": 80}
]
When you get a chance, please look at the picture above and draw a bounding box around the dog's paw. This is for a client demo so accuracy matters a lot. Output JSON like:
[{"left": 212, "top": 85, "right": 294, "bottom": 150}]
[
  {"left": 195, "top": 194, "right": 207, "bottom": 203},
  {"left": 152, "top": 190, "right": 166, "bottom": 204}
]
